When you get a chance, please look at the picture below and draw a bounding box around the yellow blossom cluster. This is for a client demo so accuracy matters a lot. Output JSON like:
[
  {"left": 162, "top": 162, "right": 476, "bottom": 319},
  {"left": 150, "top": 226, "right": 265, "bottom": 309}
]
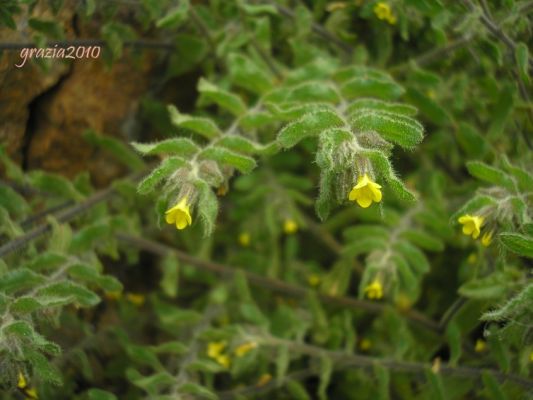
[
  {"left": 373, "top": 2, "right": 397, "bottom": 25},
  {"left": 207, "top": 340, "right": 258, "bottom": 369}
]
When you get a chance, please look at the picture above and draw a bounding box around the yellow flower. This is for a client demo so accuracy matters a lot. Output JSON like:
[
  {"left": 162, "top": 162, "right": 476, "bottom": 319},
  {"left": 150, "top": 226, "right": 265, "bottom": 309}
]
[
  {"left": 126, "top": 293, "right": 145, "bottom": 307},
  {"left": 307, "top": 274, "right": 321, "bottom": 287},
  {"left": 207, "top": 341, "right": 227, "bottom": 359},
  {"left": 283, "top": 219, "right": 298, "bottom": 234},
  {"left": 17, "top": 372, "right": 27, "bottom": 390},
  {"left": 18, "top": 372, "right": 38, "bottom": 399},
  {"left": 475, "top": 339, "right": 486, "bottom": 353},
  {"left": 373, "top": 2, "right": 396, "bottom": 25},
  {"left": 256, "top": 373, "right": 272, "bottom": 387},
  {"left": 481, "top": 230, "right": 493, "bottom": 247},
  {"left": 359, "top": 338, "right": 372, "bottom": 351},
  {"left": 467, "top": 253, "right": 478, "bottom": 265},
  {"left": 165, "top": 197, "right": 192, "bottom": 230},
  {"left": 238, "top": 232, "right": 251, "bottom": 247},
  {"left": 458, "top": 214, "right": 484, "bottom": 239},
  {"left": 364, "top": 279, "right": 383, "bottom": 300},
  {"left": 348, "top": 174, "right": 382, "bottom": 208},
  {"left": 234, "top": 341, "right": 258, "bottom": 357}
]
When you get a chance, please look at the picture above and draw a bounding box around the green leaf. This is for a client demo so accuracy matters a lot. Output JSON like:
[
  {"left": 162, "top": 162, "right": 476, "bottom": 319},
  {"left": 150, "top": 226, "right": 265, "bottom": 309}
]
[
  {"left": 200, "top": 146, "right": 256, "bottom": 173},
  {"left": 28, "top": 18, "right": 64, "bottom": 39},
  {"left": 0, "top": 268, "right": 46, "bottom": 294},
  {"left": 216, "top": 136, "right": 277, "bottom": 156},
  {"left": 278, "top": 110, "right": 344, "bottom": 148},
  {"left": 351, "top": 110, "right": 424, "bottom": 149},
  {"left": 160, "top": 254, "right": 179, "bottom": 298},
  {"left": 198, "top": 78, "right": 247, "bottom": 116},
  {"left": 68, "top": 263, "right": 123, "bottom": 292},
  {"left": 156, "top": 0, "right": 189, "bottom": 28},
  {"left": 179, "top": 383, "right": 218, "bottom": 400},
  {"left": 458, "top": 271, "right": 516, "bottom": 299},
  {"left": 84, "top": 130, "right": 145, "bottom": 171},
  {"left": 23, "top": 347, "right": 63, "bottom": 385},
  {"left": 499, "top": 232, "right": 533, "bottom": 258},
  {"left": 132, "top": 138, "right": 200, "bottom": 157},
  {"left": 137, "top": 157, "right": 187, "bottom": 195},
  {"left": 346, "top": 98, "right": 418, "bottom": 117},
  {"left": 70, "top": 223, "right": 111, "bottom": 253},
  {"left": 153, "top": 341, "right": 188, "bottom": 355},
  {"left": 318, "top": 355, "right": 333, "bottom": 400},
  {"left": 168, "top": 105, "right": 222, "bottom": 139},
  {"left": 195, "top": 180, "right": 218, "bottom": 236},
  {"left": 466, "top": 161, "right": 514, "bottom": 190},
  {"left": 126, "top": 344, "right": 163, "bottom": 370},
  {"left": 3, "top": 320, "right": 61, "bottom": 355},
  {"left": 424, "top": 369, "right": 447, "bottom": 400},
  {"left": 228, "top": 53, "right": 273, "bottom": 94},
  {"left": 286, "top": 380, "right": 311, "bottom": 400},
  {"left": 87, "top": 389, "right": 118, "bottom": 400},
  {"left": 515, "top": 42, "right": 530, "bottom": 84},
  {"left": 405, "top": 87, "right": 451, "bottom": 125},
  {"left": 373, "top": 363, "right": 390, "bottom": 400},
  {"left": 29, "top": 171, "right": 84, "bottom": 201},
  {"left": 363, "top": 149, "right": 416, "bottom": 202},
  {"left": 0, "top": 185, "right": 29, "bottom": 217},
  {"left": 37, "top": 281, "right": 100, "bottom": 307},
  {"left": 481, "top": 371, "right": 507, "bottom": 400},
  {"left": 238, "top": 1, "right": 278, "bottom": 15}
]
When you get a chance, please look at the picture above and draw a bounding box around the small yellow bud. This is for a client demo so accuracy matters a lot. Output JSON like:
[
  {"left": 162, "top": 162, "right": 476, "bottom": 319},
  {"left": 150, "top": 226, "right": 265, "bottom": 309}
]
[
  {"left": 105, "top": 291, "right": 122, "bottom": 301},
  {"left": 364, "top": 279, "right": 383, "bottom": 300},
  {"left": 307, "top": 274, "right": 321, "bottom": 287},
  {"left": 17, "top": 372, "right": 27, "bottom": 389},
  {"left": 529, "top": 351, "right": 533, "bottom": 363},
  {"left": 238, "top": 232, "right": 251, "bottom": 247},
  {"left": 126, "top": 293, "right": 145, "bottom": 307},
  {"left": 283, "top": 219, "right": 298, "bottom": 234},
  {"left": 475, "top": 339, "right": 486, "bottom": 353},
  {"left": 467, "top": 253, "right": 478, "bottom": 265},
  {"left": 359, "top": 338, "right": 371, "bottom": 351},
  {"left": 216, "top": 354, "right": 231, "bottom": 368},
  {"left": 207, "top": 341, "right": 227, "bottom": 359},
  {"left": 431, "top": 357, "right": 441, "bottom": 374},
  {"left": 234, "top": 341, "right": 258, "bottom": 357},
  {"left": 481, "top": 230, "right": 493, "bottom": 247},
  {"left": 373, "top": 2, "right": 396, "bottom": 25},
  {"left": 256, "top": 373, "right": 272, "bottom": 387}
]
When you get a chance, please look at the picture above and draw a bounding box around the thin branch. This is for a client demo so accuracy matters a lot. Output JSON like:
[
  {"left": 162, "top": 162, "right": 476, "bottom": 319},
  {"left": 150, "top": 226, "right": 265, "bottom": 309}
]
[
  {"left": 0, "top": 39, "right": 176, "bottom": 51},
  {"left": 116, "top": 233, "right": 441, "bottom": 333},
  {"left": 390, "top": 36, "right": 472, "bottom": 74},
  {"left": 260, "top": 337, "right": 533, "bottom": 390},
  {"left": 0, "top": 170, "right": 146, "bottom": 258},
  {"left": 271, "top": 2, "right": 353, "bottom": 56}
]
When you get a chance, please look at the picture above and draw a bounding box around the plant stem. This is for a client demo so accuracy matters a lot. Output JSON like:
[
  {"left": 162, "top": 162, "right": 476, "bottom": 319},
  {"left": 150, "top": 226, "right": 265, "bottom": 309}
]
[{"left": 116, "top": 233, "right": 441, "bottom": 333}]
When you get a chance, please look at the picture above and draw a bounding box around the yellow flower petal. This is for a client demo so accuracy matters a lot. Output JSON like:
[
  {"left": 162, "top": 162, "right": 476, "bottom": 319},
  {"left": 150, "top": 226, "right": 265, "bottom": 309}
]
[
  {"left": 165, "top": 197, "right": 192, "bottom": 230},
  {"left": 349, "top": 174, "right": 382, "bottom": 208},
  {"left": 235, "top": 341, "right": 258, "bottom": 357},
  {"left": 207, "top": 341, "right": 227, "bottom": 358},
  {"left": 283, "top": 219, "right": 298, "bottom": 234},
  {"left": 458, "top": 214, "right": 484, "bottom": 239},
  {"left": 481, "top": 231, "right": 493, "bottom": 247},
  {"left": 475, "top": 339, "right": 486, "bottom": 353},
  {"left": 364, "top": 279, "right": 383, "bottom": 300}
]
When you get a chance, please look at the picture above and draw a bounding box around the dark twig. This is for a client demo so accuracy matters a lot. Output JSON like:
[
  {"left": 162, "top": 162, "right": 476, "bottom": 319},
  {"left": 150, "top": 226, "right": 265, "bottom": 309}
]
[
  {"left": 0, "top": 39, "right": 176, "bottom": 51},
  {"left": 260, "top": 337, "right": 533, "bottom": 390},
  {"left": 0, "top": 187, "right": 114, "bottom": 257},
  {"left": 272, "top": 3, "right": 353, "bottom": 56},
  {"left": 117, "top": 234, "right": 441, "bottom": 332}
]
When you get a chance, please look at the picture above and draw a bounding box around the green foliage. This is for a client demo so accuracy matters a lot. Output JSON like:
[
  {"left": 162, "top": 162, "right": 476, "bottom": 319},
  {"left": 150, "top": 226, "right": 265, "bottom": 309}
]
[{"left": 1, "top": 0, "right": 532, "bottom": 399}]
